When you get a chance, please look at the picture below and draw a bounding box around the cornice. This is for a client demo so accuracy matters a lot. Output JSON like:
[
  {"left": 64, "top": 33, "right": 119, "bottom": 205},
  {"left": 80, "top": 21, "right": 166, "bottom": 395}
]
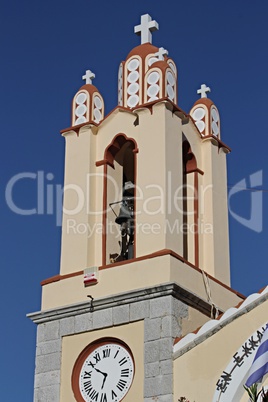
[{"left": 27, "top": 282, "right": 215, "bottom": 324}]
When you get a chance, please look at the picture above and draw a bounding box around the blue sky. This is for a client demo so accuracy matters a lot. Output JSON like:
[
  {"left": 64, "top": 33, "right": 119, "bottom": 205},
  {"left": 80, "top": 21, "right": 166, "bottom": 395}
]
[{"left": 1, "top": 0, "right": 268, "bottom": 400}]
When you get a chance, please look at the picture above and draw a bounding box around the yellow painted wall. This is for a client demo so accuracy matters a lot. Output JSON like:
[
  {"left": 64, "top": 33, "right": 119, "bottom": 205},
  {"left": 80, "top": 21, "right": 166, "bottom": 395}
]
[
  {"left": 173, "top": 299, "right": 268, "bottom": 401},
  {"left": 61, "top": 321, "right": 144, "bottom": 402}
]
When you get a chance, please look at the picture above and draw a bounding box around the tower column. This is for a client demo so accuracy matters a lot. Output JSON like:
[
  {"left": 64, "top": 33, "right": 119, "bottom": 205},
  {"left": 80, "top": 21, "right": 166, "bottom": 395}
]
[{"left": 60, "top": 127, "right": 98, "bottom": 275}]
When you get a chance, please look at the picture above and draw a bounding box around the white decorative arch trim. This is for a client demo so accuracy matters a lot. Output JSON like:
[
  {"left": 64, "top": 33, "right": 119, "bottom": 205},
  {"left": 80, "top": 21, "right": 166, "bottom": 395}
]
[{"left": 212, "top": 324, "right": 267, "bottom": 402}]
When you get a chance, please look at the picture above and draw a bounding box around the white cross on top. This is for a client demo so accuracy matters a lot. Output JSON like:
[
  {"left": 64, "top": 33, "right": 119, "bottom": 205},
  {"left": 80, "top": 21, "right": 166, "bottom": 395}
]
[
  {"left": 155, "top": 47, "right": 169, "bottom": 61},
  {"left": 197, "top": 84, "right": 211, "bottom": 98},
  {"left": 82, "top": 70, "right": 95, "bottom": 85},
  {"left": 134, "top": 14, "right": 159, "bottom": 44}
]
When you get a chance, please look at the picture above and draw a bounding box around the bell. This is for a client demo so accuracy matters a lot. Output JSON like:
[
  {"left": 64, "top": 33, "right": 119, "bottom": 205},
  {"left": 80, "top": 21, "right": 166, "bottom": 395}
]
[{"left": 115, "top": 203, "right": 132, "bottom": 225}]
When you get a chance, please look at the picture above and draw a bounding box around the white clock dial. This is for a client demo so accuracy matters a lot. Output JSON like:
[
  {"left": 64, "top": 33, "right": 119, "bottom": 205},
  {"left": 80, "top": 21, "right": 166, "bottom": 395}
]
[{"left": 73, "top": 341, "right": 134, "bottom": 402}]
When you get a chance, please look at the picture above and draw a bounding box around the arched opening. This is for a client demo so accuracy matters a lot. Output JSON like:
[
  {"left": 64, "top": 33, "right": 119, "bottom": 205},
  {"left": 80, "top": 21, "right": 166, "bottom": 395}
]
[
  {"left": 182, "top": 139, "right": 199, "bottom": 265},
  {"left": 103, "top": 134, "right": 137, "bottom": 265}
]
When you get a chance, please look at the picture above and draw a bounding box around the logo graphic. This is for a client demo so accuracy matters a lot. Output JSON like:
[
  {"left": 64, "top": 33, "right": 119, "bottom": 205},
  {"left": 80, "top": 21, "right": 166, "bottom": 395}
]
[{"left": 228, "top": 170, "right": 263, "bottom": 233}]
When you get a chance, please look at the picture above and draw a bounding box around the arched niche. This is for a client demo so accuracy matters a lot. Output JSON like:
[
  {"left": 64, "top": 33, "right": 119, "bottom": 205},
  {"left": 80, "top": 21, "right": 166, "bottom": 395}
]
[
  {"left": 182, "top": 138, "right": 199, "bottom": 266},
  {"left": 102, "top": 134, "right": 138, "bottom": 265}
]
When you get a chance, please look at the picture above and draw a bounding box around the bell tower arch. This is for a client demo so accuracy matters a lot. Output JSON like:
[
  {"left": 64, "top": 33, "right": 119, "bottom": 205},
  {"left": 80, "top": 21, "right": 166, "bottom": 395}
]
[{"left": 101, "top": 134, "right": 138, "bottom": 265}]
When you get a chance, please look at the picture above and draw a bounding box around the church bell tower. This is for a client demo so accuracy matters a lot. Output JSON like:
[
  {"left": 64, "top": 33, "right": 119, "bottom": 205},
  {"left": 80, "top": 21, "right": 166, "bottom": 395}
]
[{"left": 28, "top": 14, "right": 244, "bottom": 402}]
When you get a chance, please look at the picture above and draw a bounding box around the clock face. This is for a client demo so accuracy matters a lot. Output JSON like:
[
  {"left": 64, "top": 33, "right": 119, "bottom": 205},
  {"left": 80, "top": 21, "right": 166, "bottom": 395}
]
[{"left": 72, "top": 339, "right": 135, "bottom": 402}]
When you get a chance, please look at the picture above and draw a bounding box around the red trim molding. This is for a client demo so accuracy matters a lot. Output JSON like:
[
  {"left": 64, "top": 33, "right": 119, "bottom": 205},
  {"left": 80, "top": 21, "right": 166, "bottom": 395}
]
[
  {"left": 95, "top": 159, "right": 114, "bottom": 168},
  {"left": 60, "top": 120, "right": 98, "bottom": 136},
  {"left": 202, "top": 134, "right": 231, "bottom": 153},
  {"left": 40, "top": 249, "right": 245, "bottom": 300},
  {"left": 187, "top": 167, "right": 204, "bottom": 175},
  {"left": 194, "top": 171, "right": 199, "bottom": 267}
]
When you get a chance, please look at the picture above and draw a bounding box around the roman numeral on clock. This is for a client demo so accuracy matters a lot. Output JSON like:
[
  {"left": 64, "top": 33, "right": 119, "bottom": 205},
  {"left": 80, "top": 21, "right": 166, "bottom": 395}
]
[
  {"left": 88, "top": 389, "right": 98, "bottom": 401},
  {"left": 83, "top": 380, "right": 98, "bottom": 400},
  {"left": 93, "top": 352, "right": 101, "bottom": 363},
  {"left": 111, "top": 390, "right": 117, "bottom": 400},
  {"left": 83, "top": 380, "right": 92, "bottom": 393},
  {"left": 100, "top": 393, "right": 107, "bottom": 402},
  {"left": 121, "top": 368, "right": 130, "bottom": 377},
  {"left": 83, "top": 371, "right": 92, "bottom": 379},
  {"left": 113, "top": 349, "right": 119, "bottom": 359},
  {"left": 102, "top": 348, "right": 111, "bottom": 358},
  {"left": 118, "top": 357, "right": 128, "bottom": 366},
  {"left": 116, "top": 379, "right": 127, "bottom": 391}
]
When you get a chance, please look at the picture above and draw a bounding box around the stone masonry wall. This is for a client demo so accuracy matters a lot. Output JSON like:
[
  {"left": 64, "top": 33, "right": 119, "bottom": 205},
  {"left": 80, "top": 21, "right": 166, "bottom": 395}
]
[{"left": 33, "top": 292, "right": 188, "bottom": 402}]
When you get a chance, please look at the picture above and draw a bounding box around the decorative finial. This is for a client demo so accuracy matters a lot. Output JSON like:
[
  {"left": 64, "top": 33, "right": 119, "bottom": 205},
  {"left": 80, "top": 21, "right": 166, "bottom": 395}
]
[
  {"left": 134, "top": 14, "right": 159, "bottom": 44},
  {"left": 197, "top": 84, "right": 211, "bottom": 98},
  {"left": 154, "top": 47, "right": 168, "bottom": 61},
  {"left": 82, "top": 70, "right": 95, "bottom": 85}
]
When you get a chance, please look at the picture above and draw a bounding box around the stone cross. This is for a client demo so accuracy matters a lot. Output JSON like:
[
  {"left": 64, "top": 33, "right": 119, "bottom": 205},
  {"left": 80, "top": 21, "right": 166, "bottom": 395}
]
[
  {"left": 134, "top": 14, "right": 159, "bottom": 44},
  {"left": 197, "top": 84, "right": 211, "bottom": 98},
  {"left": 155, "top": 47, "right": 168, "bottom": 61},
  {"left": 82, "top": 70, "right": 95, "bottom": 85}
]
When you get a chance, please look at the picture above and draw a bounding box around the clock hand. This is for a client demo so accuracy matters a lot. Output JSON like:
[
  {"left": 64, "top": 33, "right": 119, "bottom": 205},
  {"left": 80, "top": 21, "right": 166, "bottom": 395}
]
[
  {"left": 101, "top": 372, "right": 108, "bottom": 389},
  {"left": 94, "top": 367, "right": 107, "bottom": 377},
  {"left": 92, "top": 367, "right": 108, "bottom": 389}
]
